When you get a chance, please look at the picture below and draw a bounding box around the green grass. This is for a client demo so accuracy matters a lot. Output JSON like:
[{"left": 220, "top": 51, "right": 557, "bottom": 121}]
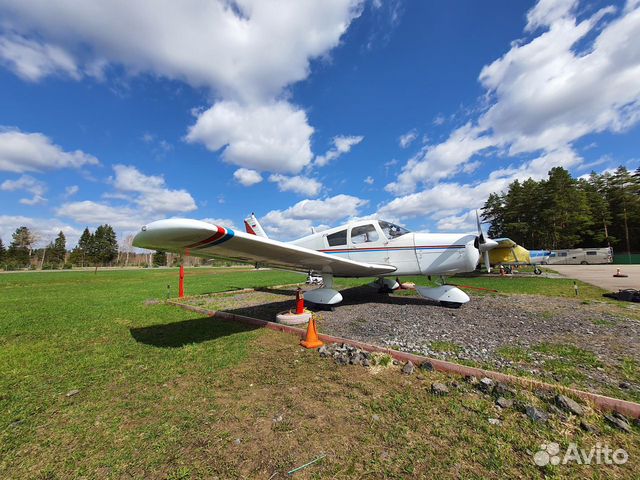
[
  {"left": 1, "top": 268, "right": 639, "bottom": 478},
  {"left": 429, "top": 340, "right": 462, "bottom": 353},
  {"left": 0, "top": 267, "right": 305, "bottom": 477}
]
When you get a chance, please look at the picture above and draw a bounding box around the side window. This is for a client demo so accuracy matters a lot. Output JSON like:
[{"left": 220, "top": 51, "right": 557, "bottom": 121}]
[
  {"left": 559, "top": 252, "right": 568, "bottom": 257},
  {"left": 327, "top": 229, "right": 347, "bottom": 247},
  {"left": 350, "top": 224, "right": 379, "bottom": 244},
  {"left": 586, "top": 251, "right": 597, "bottom": 256}
]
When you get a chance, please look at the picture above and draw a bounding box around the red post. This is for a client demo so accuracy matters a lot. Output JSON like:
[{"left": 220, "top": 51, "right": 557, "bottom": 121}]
[
  {"left": 295, "top": 288, "right": 304, "bottom": 314},
  {"left": 179, "top": 264, "right": 185, "bottom": 298}
]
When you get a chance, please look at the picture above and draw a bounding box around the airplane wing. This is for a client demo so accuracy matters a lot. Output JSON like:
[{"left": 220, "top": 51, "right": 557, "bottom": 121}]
[
  {"left": 132, "top": 219, "right": 397, "bottom": 277},
  {"left": 493, "top": 238, "right": 518, "bottom": 248}
]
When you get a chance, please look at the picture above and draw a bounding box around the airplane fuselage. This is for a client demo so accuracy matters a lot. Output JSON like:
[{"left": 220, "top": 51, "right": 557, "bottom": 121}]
[{"left": 291, "top": 219, "right": 480, "bottom": 277}]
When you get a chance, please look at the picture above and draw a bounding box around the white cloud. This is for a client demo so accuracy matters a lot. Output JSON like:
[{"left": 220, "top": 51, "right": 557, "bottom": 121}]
[
  {"left": 0, "top": 214, "right": 82, "bottom": 247},
  {"left": 111, "top": 164, "right": 197, "bottom": 214},
  {"left": 0, "top": 128, "right": 99, "bottom": 173},
  {"left": 0, "top": 34, "right": 80, "bottom": 82},
  {"left": 379, "top": 147, "right": 582, "bottom": 222},
  {"left": 386, "top": 0, "right": 640, "bottom": 196},
  {"left": 187, "top": 101, "right": 314, "bottom": 174},
  {"left": 268, "top": 174, "right": 322, "bottom": 197},
  {"left": 56, "top": 201, "right": 142, "bottom": 231},
  {"left": 315, "top": 135, "right": 364, "bottom": 167},
  {"left": 64, "top": 185, "right": 79, "bottom": 197},
  {"left": 398, "top": 129, "right": 417, "bottom": 148},
  {"left": 261, "top": 194, "right": 367, "bottom": 239},
  {"left": 1, "top": 174, "right": 47, "bottom": 205},
  {"left": 364, "top": 176, "right": 374, "bottom": 185},
  {"left": 0, "top": 0, "right": 364, "bottom": 102},
  {"left": 386, "top": 123, "right": 494, "bottom": 194},
  {"left": 56, "top": 165, "right": 198, "bottom": 232},
  {"left": 233, "top": 168, "right": 263, "bottom": 186}
]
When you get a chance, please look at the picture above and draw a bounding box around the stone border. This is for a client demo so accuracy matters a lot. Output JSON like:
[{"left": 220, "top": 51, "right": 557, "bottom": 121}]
[{"left": 166, "top": 300, "right": 640, "bottom": 420}]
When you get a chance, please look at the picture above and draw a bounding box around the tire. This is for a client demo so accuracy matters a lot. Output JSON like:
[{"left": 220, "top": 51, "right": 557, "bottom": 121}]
[
  {"left": 580, "top": 261, "right": 588, "bottom": 265},
  {"left": 534, "top": 267, "right": 542, "bottom": 275}
]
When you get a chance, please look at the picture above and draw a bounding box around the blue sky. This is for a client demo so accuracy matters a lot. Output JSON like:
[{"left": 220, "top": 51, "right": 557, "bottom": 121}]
[{"left": 1, "top": 0, "right": 639, "bottom": 247}]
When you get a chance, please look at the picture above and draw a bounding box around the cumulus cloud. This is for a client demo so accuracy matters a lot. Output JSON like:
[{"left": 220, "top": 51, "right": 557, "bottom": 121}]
[
  {"left": 0, "top": 214, "right": 82, "bottom": 247},
  {"left": 0, "top": 34, "right": 80, "bottom": 81},
  {"left": 0, "top": 128, "right": 99, "bottom": 173},
  {"left": 398, "top": 129, "right": 417, "bottom": 148},
  {"left": 268, "top": 174, "right": 322, "bottom": 197},
  {"left": 187, "top": 101, "right": 314, "bottom": 173},
  {"left": 379, "top": 147, "right": 582, "bottom": 223},
  {"left": 1, "top": 174, "right": 47, "bottom": 205},
  {"left": 261, "top": 194, "right": 367, "bottom": 239},
  {"left": 364, "top": 176, "right": 374, "bottom": 185},
  {"left": 386, "top": 0, "right": 640, "bottom": 218},
  {"left": 57, "top": 165, "right": 198, "bottom": 231},
  {"left": 233, "top": 168, "right": 263, "bottom": 186},
  {"left": 0, "top": 1, "right": 364, "bottom": 176},
  {"left": 315, "top": 135, "right": 364, "bottom": 167}
]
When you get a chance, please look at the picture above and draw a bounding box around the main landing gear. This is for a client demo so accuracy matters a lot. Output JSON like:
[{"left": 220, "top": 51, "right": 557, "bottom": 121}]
[
  {"left": 415, "top": 276, "right": 470, "bottom": 308},
  {"left": 304, "top": 274, "right": 342, "bottom": 310}
]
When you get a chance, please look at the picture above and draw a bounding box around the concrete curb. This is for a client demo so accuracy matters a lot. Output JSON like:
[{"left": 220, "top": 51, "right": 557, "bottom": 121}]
[{"left": 166, "top": 300, "right": 640, "bottom": 420}]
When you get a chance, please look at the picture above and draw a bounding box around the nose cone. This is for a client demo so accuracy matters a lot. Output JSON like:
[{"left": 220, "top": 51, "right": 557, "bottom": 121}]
[
  {"left": 133, "top": 218, "right": 220, "bottom": 251},
  {"left": 479, "top": 238, "right": 499, "bottom": 252}
]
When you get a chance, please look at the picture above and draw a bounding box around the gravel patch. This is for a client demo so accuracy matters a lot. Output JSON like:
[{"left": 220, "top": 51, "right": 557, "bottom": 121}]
[{"left": 180, "top": 285, "right": 640, "bottom": 400}]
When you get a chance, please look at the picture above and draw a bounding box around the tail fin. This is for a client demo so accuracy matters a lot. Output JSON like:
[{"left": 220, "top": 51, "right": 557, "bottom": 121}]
[{"left": 244, "top": 212, "right": 268, "bottom": 238}]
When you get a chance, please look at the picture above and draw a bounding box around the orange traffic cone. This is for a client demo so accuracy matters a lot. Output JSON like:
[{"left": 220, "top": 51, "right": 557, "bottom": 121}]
[{"left": 300, "top": 316, "right": 324, "bottom": 349}]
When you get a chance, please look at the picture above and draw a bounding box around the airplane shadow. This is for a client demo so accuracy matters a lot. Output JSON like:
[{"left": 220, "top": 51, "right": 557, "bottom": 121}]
[{"left": 130, "top": 316, "right": 258, "bottom": 348}]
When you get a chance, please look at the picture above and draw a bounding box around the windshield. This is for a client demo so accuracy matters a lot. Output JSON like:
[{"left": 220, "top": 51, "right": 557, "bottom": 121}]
[{"left": 379, "top": 220, "right": 410, "bottom": 239}]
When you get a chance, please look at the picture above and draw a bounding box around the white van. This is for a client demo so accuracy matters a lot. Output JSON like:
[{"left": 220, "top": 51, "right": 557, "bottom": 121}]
[{"left": 546, "top": 248, "right": 613, "bottom": 265}]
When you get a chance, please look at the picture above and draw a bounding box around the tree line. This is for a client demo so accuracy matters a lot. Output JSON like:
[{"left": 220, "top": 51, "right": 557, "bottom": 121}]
[
  {"left": 0, "top": 224, "right": 228, "bottom": 271},
  {"left": 0, "top": 224, "right": 121, "bottom": 271},
  {"left": 481, "top": 166, "right": 640, "bottom": 253}
]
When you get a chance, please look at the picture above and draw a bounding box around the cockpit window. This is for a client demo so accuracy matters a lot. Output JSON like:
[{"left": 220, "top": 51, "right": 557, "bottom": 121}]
[
  {"left": 350, "top": 224, "right": 379, "bottom": 244},
  {"left": 326, "top": 229, "right": 347, "bottom": 247},
  {"left": 379, "top": 220, "right": 410, "bottom": 239}
]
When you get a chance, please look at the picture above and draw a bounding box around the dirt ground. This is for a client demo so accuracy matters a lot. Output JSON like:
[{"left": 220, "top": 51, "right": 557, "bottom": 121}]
[{"left": 183, "top": 285, "right": 640, "bottom": 403}]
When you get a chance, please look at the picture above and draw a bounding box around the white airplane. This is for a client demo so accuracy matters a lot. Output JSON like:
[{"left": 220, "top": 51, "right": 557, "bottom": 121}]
[{"left": 133, "top": 213, "right": 497, "bottom": 308}]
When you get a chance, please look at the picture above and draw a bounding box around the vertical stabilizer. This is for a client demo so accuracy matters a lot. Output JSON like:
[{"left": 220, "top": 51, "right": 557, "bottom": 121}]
[{"left": 244, "top": 212, "right": 268, "bottom": 238}]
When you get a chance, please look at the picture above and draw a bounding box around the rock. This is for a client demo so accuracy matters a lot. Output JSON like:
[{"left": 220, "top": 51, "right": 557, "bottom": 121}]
[
  {"left": 580, "top": 420, "right": 598, "bottom": 434},
  {"left": 334, "top": 354, "right": 348, "bottom": 366},
  {"left": 393, "top": 360, "right": 401, "bottom": 366},
  {"left": 65, "top": 389, "right": 80, "bottom": 397},
  {"left": 318, "top": 345, "right": 329, "bottom": 357},
  {"left": 492, "top": 382, "right": 515, "bottom": 398},
  {"left": 619, "top": 381, "right": 631, "bottom": 390},
  {"left": 488, "top": 418, "right": 501, "bottom": 425},
  {"left": 496, "top": 397, "right": 513, "bottom": 409},
  {"left": 450, "top": 381, "right": 460, "bottom": 389},
  {"left": 613, "top": 411, "right": 629, "bottom": 423},
  {"left": 420, "top": 361, "right": 434, "bottom": 372},
  {"left": 9, "top": 419, "right": 23, "bottom": 428},
  {"left": 634, "top": 418, "right": 640, "bottom": 428},
  {"left": 349, "top": 353, "right": 362, "bottom": 365},
  {"left": 464, "top": 375, "right": 478, "bottom": 385},
  {"left": 555, "top": 394, "right": 584, "bottom": 416},
  {"left": 372, "top": 414, "right": 380, "bottom": 421},
  {"left": 533, "top": 389, "right": 553, "bottom": 401},
  {"left": 273, "top": 414, "right": 284, "bottom": 423},
  {"left": 401, "top": 361, "right": 415, "bottom": 375},
  {"left": 479, "top": 377, "right": 494, "bottom": 393},
  {"left": 362, "top": 358, "right": 371, "bottom": 367},
  {"left": 233, "top": 438, "right": 241, "bottom": 445},
  {"left": 525, "top": 406, "right": 549, "bottom": 423},
  {"left": 605, "top": 414, "right": 630, "bottom": 433},
  {"left": 431, "top": 383, "right": 449, "bottom": 396}
]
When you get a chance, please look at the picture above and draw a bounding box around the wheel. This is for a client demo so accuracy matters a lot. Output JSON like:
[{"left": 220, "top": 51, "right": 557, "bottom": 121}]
[
  {"left": 534, "top": 267, "right": 542, "bottom": 275},
  {"left": 580, "top": 261, "right": 588, "bottom": 265},
  {"left": 440, "top": 301, "right": 462, "bottom": 309}
]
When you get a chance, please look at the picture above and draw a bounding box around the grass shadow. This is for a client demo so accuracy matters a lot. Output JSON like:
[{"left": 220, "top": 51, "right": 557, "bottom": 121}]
[{"left": 130, "top": 316, "right": 259, "bottom": 348}]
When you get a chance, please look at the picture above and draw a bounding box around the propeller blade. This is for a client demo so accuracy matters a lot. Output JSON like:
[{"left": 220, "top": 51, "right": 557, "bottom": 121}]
[
  {"left": 483, "top": 250, "right": 491, "bottom": 273},
  {"left": 475, "top": 210, "right": 485, "bottom": 243}
]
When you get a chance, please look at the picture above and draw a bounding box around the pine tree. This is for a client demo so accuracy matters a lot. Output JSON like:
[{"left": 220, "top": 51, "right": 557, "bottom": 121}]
[
  {"left": 8, "top": 226, "right": 35, "bottom": 268},
  {"left": 77, "top": 227, "right": 92, "bottom": 267},
  {"left": 89, "top": 224, "right": 118, "bottom": 272},
  {"left": 49, "top": 231, "right": 67, "bottom": 265},
  {"left": 0, "top": 238, "right": 6, "bottom": 265}
]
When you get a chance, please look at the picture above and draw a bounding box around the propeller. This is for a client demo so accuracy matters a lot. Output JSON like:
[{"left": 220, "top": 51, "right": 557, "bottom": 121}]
[{"left": 475, "top": 210, "right": 497, "bottom": 273}]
